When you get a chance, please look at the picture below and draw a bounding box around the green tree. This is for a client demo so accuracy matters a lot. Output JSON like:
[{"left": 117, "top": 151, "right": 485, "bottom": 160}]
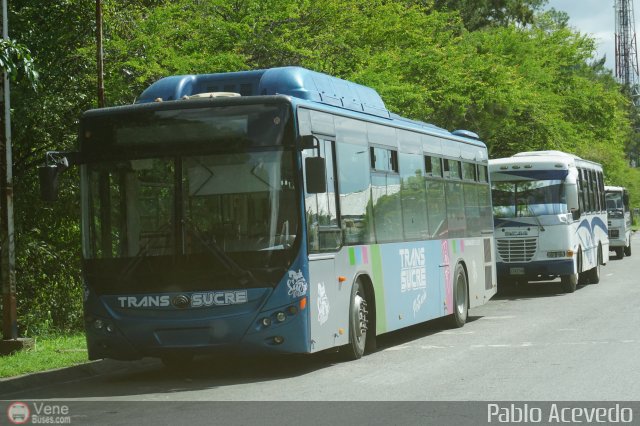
[
  {"left": 0, "top": 38, "right": 38, "bottom": 86},
  {"left": 432, "top": 0, "right": 548, "bottom": 30}
]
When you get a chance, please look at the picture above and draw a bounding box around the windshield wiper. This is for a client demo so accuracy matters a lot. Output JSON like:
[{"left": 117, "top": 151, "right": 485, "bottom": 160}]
[
  {"left": 525, "top": 204, "right": 545, "bottom": 232},
  {"left": 183, "top": 219, "right": 258, "bottom": 287},
  {"left": 119, "top": 222, "right": 172, "bottom": 282}
]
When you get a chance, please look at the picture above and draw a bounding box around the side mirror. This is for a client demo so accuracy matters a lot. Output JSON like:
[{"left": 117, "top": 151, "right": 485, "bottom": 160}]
[
  {"left": 571, "top": 208, "right": 581, "bottom": 221},
  {"left": 305, "top": 157, "right": 326, "bottom": 194},
  {"left": 39, "top": 153, "right": 70, "bottom": 202},
  {"left": 39, "top": 165, "right": 62, "bottom": 202}
]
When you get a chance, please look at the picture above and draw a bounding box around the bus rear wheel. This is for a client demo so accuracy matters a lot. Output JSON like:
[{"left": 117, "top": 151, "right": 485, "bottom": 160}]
[
  {"left": 587, "top": 246, "right": 602, "bottom": 284},
  {"left": 447, "top": 263, "right": 468, "bottom": 328},
  {"left": 615, "top": 247, "right": 625, "bottom": 259},
  {"left": 341, "top": 279, "right": 369, "bottom": 360}
]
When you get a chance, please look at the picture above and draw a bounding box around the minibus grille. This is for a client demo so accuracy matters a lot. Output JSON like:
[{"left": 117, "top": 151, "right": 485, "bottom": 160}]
[{"left": 496, "top": 238, "right": 537, "bottom": 262}]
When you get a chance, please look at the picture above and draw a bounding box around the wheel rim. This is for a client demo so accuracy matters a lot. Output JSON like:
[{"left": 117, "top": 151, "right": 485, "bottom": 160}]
[{"left": 354, "top": 290, "right": 368, "bottom": 341}]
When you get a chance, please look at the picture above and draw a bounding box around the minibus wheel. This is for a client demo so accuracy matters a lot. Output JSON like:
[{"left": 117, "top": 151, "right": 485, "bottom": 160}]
[
  {"left": 587, "top": 245, "right": 602, "bottom": 284},
  {"left": 561, "top": 273, "right": 578, "bottom": 293}
]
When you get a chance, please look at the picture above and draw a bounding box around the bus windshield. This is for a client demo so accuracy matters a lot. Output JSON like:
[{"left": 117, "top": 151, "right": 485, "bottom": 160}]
[
  {"left": 491, "top": 179, "right": 567, "bottom": 218},
  {"left": 605, "top": 191, "right": 624, "bottom": 218},
  {"left": 80, "top": 104, "right": 299, "bottom": 294}
]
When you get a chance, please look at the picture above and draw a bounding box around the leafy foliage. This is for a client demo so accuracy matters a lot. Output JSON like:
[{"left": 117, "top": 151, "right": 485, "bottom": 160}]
[
  {"left": 432, "top": 0, "right": 548, "bottom": 30},
  {"left": 0, "top": 38, "right": 38, "bottom": 87}
]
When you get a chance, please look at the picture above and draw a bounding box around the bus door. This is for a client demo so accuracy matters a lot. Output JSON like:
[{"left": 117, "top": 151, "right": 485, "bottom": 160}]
[{"left": 302, "top": 138, "right": 347, "bottom": 352}]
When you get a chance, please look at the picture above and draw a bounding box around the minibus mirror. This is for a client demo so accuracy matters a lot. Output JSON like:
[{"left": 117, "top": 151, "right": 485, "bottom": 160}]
[
  {"left": 305, "top": 157, "right": 326, "bottom": 194},
  {"left": 300, "top": 135, "right": 317, "bottom": 150},
  {"left": 571, "top": 208, "right": 581, "bottom": 221}
]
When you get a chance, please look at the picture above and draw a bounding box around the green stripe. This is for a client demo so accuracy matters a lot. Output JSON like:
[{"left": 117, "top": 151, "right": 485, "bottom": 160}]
[
  {"left": 348, "top": 247, "right": 356, "bottom": 265},
  {"left": 370, "top": 245, "right": 387, "bottom": 334}
]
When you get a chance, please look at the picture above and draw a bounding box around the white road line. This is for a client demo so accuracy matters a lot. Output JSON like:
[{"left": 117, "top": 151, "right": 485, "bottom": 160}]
[
  {"left": 385, "top": 346, "right": 410, "bottom": 351},
  {"left": 479, "top": 316, "right": 516, "bottom": 320}
]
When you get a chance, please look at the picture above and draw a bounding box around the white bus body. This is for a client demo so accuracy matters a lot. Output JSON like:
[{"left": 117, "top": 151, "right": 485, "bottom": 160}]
[
  {"left": 489, "top": 151, "right": 609, "bottom": 293},
  {"left": 605, "top": 186, "right": 633, "bottom": 259}
]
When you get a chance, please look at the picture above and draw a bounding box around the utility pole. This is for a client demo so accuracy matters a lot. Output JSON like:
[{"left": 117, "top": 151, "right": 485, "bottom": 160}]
[
  {"left": 615, "top": 0, "right": 640, "bottom": 105},
  {"left": 0, "top": 0, "right": 33, "bottom": 354},
  {"left": 96, "top": 0, "right": 105, "bottom": 108}
]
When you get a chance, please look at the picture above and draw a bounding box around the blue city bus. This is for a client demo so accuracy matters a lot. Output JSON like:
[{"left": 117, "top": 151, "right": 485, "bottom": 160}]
[{"left": 40, "top": 67, "right": 497, "bottom": 364}]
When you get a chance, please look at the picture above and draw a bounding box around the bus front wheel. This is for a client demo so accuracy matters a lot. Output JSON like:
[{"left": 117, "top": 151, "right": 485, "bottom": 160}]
[
  {"left": 341, "top": 279, "right": 369, "bottom": 360},
  {"left": 624, "top": 242, "right": 632, "bottom": 257},
  {"left": 447, "top": 263, "right": 468, "bottom": 328},
  {"left": 561, "top": 274, "right": 577, "bottom": 293},
  {"left": 615, "top": 247, "right": 625, "bottom": 259}
]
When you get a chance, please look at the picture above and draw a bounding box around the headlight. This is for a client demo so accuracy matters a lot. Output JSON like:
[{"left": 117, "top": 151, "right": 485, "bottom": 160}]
[{"left": 547, "top": 251, "right": 568, "bottom": 258}]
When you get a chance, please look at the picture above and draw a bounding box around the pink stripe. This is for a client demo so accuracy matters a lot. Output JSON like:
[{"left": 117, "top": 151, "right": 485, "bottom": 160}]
[{"left": 362, "top": 246, "right": 369, "bottom": 264}]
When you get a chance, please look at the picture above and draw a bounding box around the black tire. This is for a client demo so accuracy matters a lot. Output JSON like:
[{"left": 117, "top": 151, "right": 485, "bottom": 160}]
[
  {"left": 561, "top": 273, "right": 578, "bottom": 293},
  {"left": 587, "top": 246, "right": 602, "bottom": 284},
  {"left": 615, "top": 247, "right": 625, "bottom": 259},
  {"left": 624, "top": 242, "right": 632, "bottom": 257},
  {"left": 340, "top": 279, "right": 369, "bottom": 360},
  {"left": 447, "top": 263, "right": 468, "bottom": 328},
  {"left": 577, "top": 248, "right": 588, "bottom": 285}
]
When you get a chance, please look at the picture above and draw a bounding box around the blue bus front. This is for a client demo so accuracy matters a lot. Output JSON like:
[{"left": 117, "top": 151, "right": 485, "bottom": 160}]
[{"left": 78, "top": 97, "right": 311, "bottom": 360}]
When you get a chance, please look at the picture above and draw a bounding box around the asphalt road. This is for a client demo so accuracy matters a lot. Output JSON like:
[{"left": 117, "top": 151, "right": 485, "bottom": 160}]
[{"left": 2, "top": 237, "right": 640, "bottom": 423}]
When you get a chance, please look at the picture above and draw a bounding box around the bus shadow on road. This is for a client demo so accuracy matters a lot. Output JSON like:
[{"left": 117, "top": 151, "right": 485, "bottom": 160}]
[
  {"left": 493, "top": 280, "right": 590, "bottom": 300},
  {"left": 373, "top": 315, "right": 477, "bottom": 352},
  {"left": 3, "top": 317, "right": 480, "bottom": 400}
]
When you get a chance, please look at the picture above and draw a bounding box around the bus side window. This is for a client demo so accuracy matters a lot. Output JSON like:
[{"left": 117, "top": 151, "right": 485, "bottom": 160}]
[
  {"left": 578, "top": 168, "right": 586, "bottom": 214},
  {"left": 371, "top": 146, "right": 402, "bottom": 243},
  {"left": 400, "top": 153, "right": 428, "bottom": 240},
  {"left": 425, "top": 155, "right": 446, "bottom": 239},
  {"left": 337, "top": 142, "right": 374, "bottom": 245}
]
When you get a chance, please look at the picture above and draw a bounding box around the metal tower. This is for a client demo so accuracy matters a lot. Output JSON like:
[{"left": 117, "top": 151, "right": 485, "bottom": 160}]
[{"left": 615, "top": 0, "right": 640, "bottom": 104}]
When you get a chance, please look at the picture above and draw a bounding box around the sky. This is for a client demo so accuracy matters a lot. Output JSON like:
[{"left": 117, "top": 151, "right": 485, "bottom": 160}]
[{"left": 545, "top": 0, "right": 619, "bottom": 72}]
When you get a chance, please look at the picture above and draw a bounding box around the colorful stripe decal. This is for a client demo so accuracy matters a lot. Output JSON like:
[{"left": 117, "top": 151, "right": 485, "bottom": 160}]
[{"left": 348, "top": 246, "right": 369, "bottom": 266}]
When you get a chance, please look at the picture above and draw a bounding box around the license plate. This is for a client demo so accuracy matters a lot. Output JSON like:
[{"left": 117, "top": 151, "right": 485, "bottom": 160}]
[{"left": 510, "top": 267, "right": 525, "bottom": 275}]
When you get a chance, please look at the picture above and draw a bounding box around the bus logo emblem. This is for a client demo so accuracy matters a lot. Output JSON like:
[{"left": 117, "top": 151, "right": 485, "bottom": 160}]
[{"left": 171, "top": 295, "right": 191, "bottom": 309}]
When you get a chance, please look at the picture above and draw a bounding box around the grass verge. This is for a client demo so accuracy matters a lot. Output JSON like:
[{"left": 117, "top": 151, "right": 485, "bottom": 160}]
[{"left": 0, "top": 334, "right": 88, "bottom": 379}]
